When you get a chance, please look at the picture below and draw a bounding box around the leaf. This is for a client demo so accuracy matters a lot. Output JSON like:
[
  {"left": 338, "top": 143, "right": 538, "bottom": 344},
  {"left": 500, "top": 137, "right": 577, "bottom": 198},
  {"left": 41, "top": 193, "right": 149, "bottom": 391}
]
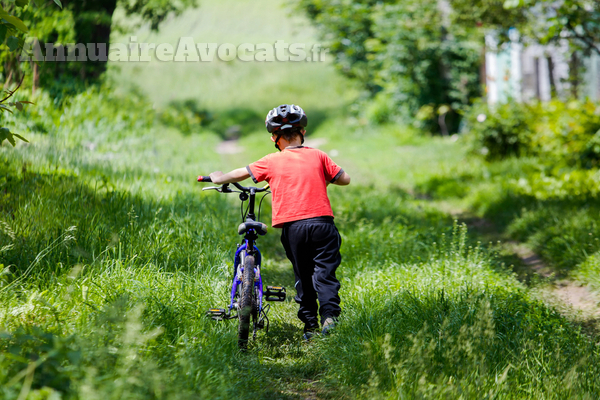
[
  {"left": 0, "top": 15, "right": 28, "bottom": 33},
  {"left": 0, "top": 127, "right": 16, "bottom": 147},
  {"left": 503, "top": 0, "right": 520, "bottom": 9},
  {"left": 6, "top": 35, "right": 19, "bottom": 52},
  {"left": 0, "top": 24, "right": 6, "bottom": 43},
  {"left": 15, "top": 0, "right": 29, "bottom": 7},
  {"left": 53, "top": 0, "right": 63, "bottom": 8},
  {"left": 0, "top": 104, "right": 14, "bottom": 113},
  {"left": 12, "top": 133, "right": 28, "bottom": 143},
  {"left": 15, "top": 101, "right": 23, "bottom": 111},
  {"left": 19, "top": 101, "right": 34, "bottom": 105}
]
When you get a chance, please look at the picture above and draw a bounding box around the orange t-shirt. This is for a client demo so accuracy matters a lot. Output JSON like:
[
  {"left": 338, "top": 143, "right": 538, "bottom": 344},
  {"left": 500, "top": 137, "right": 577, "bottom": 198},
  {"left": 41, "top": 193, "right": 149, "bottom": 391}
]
[{"left": 246, "top": 146, "right": 344, "bottom": 228}]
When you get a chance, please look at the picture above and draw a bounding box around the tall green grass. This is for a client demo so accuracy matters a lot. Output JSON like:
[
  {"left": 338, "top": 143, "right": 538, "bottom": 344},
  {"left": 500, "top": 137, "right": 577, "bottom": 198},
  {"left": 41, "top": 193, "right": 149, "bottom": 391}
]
[
  {"left": 415, "top": 147, "right": 600, "bottom": 293},
  {"left": 2, "top": 84, "right": 600, "bottom": 398}
]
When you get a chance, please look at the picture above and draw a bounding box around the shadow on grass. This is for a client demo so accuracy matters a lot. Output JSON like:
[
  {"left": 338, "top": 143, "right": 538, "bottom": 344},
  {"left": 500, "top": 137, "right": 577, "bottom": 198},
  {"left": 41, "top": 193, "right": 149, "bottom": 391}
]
[
  {"left": 479, "top": 193, "right": 600, "bottom": 274},
  {"left": 418, "top": 166, "right": 600, "bottom": 276},
  {"left": 0, "top": 156, "right": 233, "bottom": 277},
  {"left": 320, "top": 287, "right": 600, "bottom": 396}
]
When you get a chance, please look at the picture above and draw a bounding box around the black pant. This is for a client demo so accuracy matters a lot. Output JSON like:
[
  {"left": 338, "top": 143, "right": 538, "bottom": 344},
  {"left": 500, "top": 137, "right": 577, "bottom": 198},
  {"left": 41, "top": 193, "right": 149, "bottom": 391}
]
[{"left": 281, "top": 217, "right": 342, "bottom": 328}]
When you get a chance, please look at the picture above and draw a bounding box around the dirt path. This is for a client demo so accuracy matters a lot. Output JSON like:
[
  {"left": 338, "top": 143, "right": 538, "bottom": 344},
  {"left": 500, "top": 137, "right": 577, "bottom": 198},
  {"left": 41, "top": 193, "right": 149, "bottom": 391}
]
[
  {"left": 455, "top": 212, "right": 600, "bottom": 320},
  {"left": 508, "top": 242, "right": 600, "bottom": 318}
]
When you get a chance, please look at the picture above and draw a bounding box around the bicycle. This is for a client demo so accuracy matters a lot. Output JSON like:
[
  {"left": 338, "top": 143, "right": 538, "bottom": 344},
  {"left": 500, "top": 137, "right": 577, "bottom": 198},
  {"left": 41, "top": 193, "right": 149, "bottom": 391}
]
[{"left": 197, "top": 175, "right": 286, "bottom": 350}]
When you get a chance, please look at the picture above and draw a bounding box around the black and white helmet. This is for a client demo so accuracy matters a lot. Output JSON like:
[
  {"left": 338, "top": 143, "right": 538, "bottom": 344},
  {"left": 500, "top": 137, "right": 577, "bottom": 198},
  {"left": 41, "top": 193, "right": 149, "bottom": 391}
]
[{"left": 265, "top": 104, "right": 307, "bottom": 134}]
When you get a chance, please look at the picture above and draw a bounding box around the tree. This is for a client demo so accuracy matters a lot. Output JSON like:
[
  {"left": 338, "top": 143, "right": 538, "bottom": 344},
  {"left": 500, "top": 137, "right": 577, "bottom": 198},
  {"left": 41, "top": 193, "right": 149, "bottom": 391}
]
[
  {"left": 69, "top": 0, "right": 198, "bottom": 79},
  {"left": 1, "top": 0, "right": 198, "bottom": 89},
  {"left": 449, "top": 0, "right": 600, "bottom": 56},
  {"left": 0, "top": 0, "right": 56, "bottom": 146},
  {"left": 298, "top": 0, "right": 482, "bottom": 133},
  {"left": 449, "top": 0, "right": 600, "bottom": 99}
]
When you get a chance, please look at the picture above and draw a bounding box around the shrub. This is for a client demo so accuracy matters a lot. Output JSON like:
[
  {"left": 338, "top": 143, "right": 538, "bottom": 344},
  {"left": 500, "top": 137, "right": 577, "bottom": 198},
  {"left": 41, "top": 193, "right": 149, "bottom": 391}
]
[
  {"left": 463, "top": 99, "right": 532, "bottom": 160},
  {"left": 159, "top": 100, "right": 213, "bottom": 136},
  {"left": 464, "top": 99, "right": 600, "bottom": 166},
  {"left": 208, "top": 108, "right": 263, "bottom": 140},
  {"left": 530, "top": 100, "right": 600, "bottom": 168}
]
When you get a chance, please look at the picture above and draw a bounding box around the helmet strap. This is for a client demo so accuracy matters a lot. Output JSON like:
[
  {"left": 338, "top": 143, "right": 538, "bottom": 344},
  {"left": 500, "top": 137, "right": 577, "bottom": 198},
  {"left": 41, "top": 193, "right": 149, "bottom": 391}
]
[{"left": 274, "top": 133, "right": 283, "bottom": 151}]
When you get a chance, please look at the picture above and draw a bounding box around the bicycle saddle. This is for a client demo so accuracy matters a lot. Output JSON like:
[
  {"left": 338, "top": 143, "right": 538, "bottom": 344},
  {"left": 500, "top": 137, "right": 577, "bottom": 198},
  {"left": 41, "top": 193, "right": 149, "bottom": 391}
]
[{"left": 238, "top": 221, "right": 268, "bottom": 236}]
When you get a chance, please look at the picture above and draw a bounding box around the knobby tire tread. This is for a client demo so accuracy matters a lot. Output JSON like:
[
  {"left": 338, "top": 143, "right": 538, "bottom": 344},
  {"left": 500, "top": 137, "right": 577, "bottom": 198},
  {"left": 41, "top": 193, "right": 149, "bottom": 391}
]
[{"left": 238, "top": 255, "right": 255, "bottom": 350}]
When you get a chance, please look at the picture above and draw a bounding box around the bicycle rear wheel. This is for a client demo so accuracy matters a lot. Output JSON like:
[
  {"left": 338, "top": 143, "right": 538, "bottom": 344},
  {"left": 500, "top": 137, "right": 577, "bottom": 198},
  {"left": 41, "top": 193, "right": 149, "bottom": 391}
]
[{"left": 238, "top": 255, "right": 256, "bottom": 350}]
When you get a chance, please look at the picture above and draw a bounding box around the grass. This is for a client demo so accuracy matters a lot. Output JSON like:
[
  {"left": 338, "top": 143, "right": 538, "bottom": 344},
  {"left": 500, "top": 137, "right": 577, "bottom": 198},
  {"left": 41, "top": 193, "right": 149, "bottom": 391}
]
[
  {"left": 2, "top": 86, "right": 600, "bottom": 398},
  {"left": 109, "top": 0, "right": 357, "bottom": 116},
  {"left": 1, "top": 1, "right": 600, "bottom": 397},
  {"left": 414, "top": 149, "right": 600, "bottom": 292}
]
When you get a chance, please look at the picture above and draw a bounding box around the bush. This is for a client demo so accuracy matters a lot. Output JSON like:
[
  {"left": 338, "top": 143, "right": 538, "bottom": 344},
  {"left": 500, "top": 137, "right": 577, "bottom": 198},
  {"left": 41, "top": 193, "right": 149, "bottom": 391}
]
[
  {"left": 463, "top": 99, "right": 532, "bottom": 160},
  {"left": 531, "top": 100, "right": 600, "bottom": 168},
  {"left": 298, "top": 0, "right": 482, "bottom": 133},
  {"left": 208, "top": 108, "right": 263, "bottom": 140},
  {"left": 159, "top": 100, "right": 213, "bottom": 136},
  {"left": 464, "top": 99, "right": 600, "bottom": 166}
]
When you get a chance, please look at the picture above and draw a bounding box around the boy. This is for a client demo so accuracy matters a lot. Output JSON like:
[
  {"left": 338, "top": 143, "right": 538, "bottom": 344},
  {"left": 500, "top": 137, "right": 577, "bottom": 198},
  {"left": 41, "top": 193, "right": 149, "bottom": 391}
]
[{"left": 208, "top": 104, "right": 350, "bottom": 339}]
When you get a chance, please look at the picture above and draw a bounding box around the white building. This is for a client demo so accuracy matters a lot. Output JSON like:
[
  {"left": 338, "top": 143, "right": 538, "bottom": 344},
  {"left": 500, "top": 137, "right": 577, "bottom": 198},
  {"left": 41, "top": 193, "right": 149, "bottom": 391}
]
[{"left": 485, "top": 30, "right": 600, "bottom": 103}]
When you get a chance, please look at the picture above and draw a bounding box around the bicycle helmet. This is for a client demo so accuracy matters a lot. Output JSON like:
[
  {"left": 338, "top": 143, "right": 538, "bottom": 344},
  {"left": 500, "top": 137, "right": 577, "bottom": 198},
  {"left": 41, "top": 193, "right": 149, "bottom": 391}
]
[
  {"left": 265, "top": 104, "right": 307, "bottom": 133},
  {"left": 265, "top": 104, "right": 307, "bottom": 151}
]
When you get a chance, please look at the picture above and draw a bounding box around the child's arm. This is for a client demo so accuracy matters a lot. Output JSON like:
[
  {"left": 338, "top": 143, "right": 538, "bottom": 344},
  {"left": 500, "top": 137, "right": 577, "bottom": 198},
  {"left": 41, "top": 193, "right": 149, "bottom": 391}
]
[
  {"left": 331, "top": 171, "right": 351, "bottom": 186},
  {"left": 209, "top": 168, "right": 250, "bottom": 184}
]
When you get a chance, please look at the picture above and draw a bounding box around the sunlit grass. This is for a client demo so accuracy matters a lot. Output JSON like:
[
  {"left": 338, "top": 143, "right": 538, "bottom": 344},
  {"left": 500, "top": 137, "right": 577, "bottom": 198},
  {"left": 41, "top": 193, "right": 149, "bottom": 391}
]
[
  {"left": 2, "top": 88, "right": 600, "bottom": 398},
  {"left": 109, "top": 0, "right": 358, "bottom": 114}
]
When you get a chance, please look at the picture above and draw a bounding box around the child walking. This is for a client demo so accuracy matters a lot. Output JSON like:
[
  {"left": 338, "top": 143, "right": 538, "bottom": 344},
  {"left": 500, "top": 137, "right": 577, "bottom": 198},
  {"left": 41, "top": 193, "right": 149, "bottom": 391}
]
[{"left": 208, "top": 104, "right": 350, "bottom": 339}]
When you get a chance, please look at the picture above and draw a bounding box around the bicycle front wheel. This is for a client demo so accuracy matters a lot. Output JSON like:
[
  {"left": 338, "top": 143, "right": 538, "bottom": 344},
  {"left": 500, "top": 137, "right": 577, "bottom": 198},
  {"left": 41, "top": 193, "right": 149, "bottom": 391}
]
[{"left": 238, "top": 255, "right": 256, "bottom": 350}]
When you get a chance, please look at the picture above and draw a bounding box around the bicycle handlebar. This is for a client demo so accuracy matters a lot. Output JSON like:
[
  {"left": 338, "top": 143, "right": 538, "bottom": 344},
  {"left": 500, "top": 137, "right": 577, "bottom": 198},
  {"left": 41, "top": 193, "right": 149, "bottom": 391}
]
[{"left": 197, "top": 176, "right": 269, "bottom": 193}]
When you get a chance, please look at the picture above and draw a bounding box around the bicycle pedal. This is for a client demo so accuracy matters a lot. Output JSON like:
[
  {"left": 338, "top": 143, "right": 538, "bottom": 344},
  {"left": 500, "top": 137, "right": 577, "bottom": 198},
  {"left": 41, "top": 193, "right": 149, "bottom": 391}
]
[
  {"left": 206, "top": 308, "right": 227, "bottom": 320},
  {"left": 265, "top": 286, "right": 286, "bottom": 302}
]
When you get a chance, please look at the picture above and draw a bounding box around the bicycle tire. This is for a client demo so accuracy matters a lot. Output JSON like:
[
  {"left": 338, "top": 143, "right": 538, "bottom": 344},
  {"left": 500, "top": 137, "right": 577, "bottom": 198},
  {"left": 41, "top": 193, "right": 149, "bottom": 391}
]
[{"left": 238, "top": 254, "right": 256, "bottom": 350}]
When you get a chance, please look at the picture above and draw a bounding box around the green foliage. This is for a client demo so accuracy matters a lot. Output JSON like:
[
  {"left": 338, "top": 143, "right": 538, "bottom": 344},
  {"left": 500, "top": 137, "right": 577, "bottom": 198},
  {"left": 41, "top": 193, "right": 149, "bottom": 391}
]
[
  {"left": 120, "top": 0, "right": 198, "bottom": 31},
  {"left": 577, "top": 251, "right": 600, "bottom": 292},
  {"left": 507, "top": 202, "right": 600, "bottom": 271},
  {"left": 449, "top": 0, "right": 600, "bottom": 57},
  {"left": 0, "top": 0, "right": 197, "bottom": 91},
  {"left": 298, "top": 0, "right": 482, "bottom": 132},
  {"left": 464, "top": 99, "right": 600, "bottom": 167},
  {"left": 530, "top": 100, "right": 600, "bottom": 169},
  {"left": 159, "top": 101, "right": 264, "bottom": 140},
  {"left": 3, "top": 82, "right": 600, "bottom": 398},
  {"left": 158, "top": 99, "right": 213, "bottom": 136},
  {"left": 448, "top": 0, "right": 528, "bottom": 44},
  {"left": 464, "top": 99, "right": 533, "bottom": 160},
  {"left": 417, "top": 135, "right": 600, "bottom": 284},
  {"left": 208, "top": 108, "right": 263, "bottom": 140}
]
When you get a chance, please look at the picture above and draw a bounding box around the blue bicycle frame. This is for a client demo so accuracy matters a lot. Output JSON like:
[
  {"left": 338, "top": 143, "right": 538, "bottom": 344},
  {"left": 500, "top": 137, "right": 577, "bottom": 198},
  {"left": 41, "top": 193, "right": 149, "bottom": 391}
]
[
  {"left": 200, "top": 177, "right": 286, "bottom": 346},
  {"left": 231, "top": 242, "right": 263, "bottom": 315}
]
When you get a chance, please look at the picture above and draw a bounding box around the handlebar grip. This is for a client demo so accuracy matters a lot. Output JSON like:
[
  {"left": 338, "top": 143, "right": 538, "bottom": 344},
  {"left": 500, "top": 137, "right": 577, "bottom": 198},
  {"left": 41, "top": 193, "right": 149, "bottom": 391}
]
[{"left": 197, "top": 176, "right": 212, "bottom": 182}]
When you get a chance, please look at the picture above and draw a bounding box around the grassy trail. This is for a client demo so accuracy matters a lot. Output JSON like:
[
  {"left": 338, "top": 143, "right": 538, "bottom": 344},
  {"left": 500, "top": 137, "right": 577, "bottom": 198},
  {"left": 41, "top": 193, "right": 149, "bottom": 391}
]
[
  {"left": 450, "top": 208, "right": 600, "bottom": 321},
  {"left": 1, "top": 1, "right": 600, "bottom": 396},
  {"left": 3, "top": 120, "right": 600, "bottom": 398}
]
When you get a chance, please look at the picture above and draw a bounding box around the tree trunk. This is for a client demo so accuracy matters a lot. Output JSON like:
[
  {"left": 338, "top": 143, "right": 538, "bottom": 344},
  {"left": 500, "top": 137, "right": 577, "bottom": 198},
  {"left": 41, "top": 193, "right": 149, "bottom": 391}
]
[
  {"left": 68, "top": 0, "right": 118, "bottom": 80},
  {"left": 547, "top": 55, "right": 556, "bottom": 99},
  {"left": 569, "top": 52, "right": 580, "bottom": 99},
  {"left": 534, "top": 57, "right": 541, "bottom": 100}
]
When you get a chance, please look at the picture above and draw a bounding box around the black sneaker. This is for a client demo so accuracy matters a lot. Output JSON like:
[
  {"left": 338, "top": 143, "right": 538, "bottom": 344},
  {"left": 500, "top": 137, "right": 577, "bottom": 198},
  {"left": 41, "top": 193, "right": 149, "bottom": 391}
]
[{"left": 303, "top": 324, "right": 319, "bottom": 341}]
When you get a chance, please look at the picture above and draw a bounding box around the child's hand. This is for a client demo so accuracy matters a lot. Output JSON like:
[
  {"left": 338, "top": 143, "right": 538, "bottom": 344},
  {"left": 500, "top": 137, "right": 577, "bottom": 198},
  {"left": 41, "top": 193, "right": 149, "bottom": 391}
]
[
  {"left": 209, "top": 168, "right": 250, "bottom": 184},
  {"left": 209, "top": 171, "right": 224, "bottom": 183}
]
